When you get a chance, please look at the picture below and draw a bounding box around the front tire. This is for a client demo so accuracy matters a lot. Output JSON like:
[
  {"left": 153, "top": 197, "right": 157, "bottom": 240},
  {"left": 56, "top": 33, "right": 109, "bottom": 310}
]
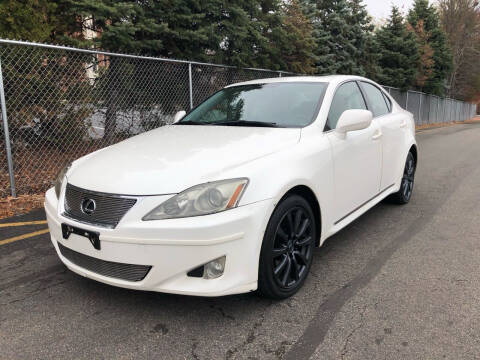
[
  {"left": 390, "top": 151, "right": 416, "bottom": 204},
  {"left": 258, "top": 195, "right": 317, "bottom": 299}
]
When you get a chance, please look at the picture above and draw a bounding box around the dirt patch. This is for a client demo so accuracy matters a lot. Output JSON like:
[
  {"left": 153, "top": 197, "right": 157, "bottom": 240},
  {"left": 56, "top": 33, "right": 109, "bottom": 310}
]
[
  {"left": 416, "top": 117, "right": 480, "bottom": 131},
  {"left": 0, "top": 142, "right": 103, "bottom": 198},
  {"left": 0, "top": 194, "right": 45, "bottom": 219}
]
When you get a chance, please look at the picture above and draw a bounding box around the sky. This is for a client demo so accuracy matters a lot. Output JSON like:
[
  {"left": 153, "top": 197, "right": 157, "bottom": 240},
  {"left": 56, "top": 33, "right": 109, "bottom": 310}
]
[{"left": 364, "top": 0, "right": 415, "bottom": 20}]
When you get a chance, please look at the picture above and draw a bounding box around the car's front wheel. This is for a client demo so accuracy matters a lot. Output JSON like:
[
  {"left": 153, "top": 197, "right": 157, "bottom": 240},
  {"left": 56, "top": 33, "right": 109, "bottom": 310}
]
[{"left": 258, "top": 195, "right": 317, "bottom": 299}]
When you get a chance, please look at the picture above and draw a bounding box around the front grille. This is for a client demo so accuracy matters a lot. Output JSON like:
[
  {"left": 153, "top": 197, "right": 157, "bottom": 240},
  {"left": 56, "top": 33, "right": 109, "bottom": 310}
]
[
  {"left": 58, "top": 242, "right": 152, "bottom": 282},
  {"left": 63, "top": 183, "right": 137, "bottom": 228}
]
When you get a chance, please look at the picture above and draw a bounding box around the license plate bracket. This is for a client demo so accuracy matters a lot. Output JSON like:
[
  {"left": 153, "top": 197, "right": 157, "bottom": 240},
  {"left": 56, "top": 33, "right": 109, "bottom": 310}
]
[{"left": 61, "top": 223, "right": 101, "bottom": 250}]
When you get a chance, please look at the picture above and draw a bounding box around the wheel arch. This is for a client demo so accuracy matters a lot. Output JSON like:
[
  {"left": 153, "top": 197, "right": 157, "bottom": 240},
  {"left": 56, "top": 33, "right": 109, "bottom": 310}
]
[
  {"left": 279, "top": 185, "right": 322, "bottom": 247},
  {"left": 409, "top": 144, "right": 418, "bottom": 167}
]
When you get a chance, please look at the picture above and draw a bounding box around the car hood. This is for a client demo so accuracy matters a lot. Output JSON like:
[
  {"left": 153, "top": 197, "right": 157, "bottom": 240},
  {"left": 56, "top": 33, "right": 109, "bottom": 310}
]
[{"left": 67, "top": 125, "right": 301, "bottom": 195}]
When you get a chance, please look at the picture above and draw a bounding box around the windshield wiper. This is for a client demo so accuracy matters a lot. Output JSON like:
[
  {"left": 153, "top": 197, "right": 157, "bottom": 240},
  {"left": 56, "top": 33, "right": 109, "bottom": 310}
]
[{"left": 214, "top": 120, "right": 281, "bottom": 128}]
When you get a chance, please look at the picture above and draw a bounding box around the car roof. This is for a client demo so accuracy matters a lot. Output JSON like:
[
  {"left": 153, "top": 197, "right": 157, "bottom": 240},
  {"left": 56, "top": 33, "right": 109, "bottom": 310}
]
[{"left": 225, "top": 75, "right": 371, "bottom": 88}]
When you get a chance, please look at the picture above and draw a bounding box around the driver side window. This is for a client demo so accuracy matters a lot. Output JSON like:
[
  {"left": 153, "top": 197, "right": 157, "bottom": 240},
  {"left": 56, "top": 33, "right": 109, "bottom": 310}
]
[{"left": 326, "top": 82, "right": 367, "bottom": 131}]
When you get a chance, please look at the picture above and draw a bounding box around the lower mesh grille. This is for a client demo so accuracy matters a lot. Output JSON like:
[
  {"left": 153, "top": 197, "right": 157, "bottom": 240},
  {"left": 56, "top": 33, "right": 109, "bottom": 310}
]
[{"left": 58, "top": 242, "right": 151, "bottom": 282}]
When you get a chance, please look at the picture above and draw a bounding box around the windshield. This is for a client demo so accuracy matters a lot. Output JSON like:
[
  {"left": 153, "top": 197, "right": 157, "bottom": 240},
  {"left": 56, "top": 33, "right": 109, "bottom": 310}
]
[{"left": 177, "top": 82, "right": 327, "bottom": 128}]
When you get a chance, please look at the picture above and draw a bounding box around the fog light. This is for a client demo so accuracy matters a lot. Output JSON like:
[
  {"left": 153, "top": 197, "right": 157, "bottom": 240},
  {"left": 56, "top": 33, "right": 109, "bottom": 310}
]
[{"left": 203, "top": 256, "right": 226, "bottom": 279}]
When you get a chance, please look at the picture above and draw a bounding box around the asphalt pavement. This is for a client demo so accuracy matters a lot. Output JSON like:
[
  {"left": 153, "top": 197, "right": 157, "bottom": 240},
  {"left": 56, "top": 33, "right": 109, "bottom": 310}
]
[{"left": 1, "top": 121, "right": 480, "bottom": 359}]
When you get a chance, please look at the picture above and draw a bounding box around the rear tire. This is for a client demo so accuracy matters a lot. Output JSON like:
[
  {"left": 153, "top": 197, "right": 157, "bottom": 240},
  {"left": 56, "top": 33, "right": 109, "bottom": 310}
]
[
  {"left": 258, "top": 195, "right": 317, "bottom": 299},
  {"left": 389, "top": 152, "right": 416, "bottom": 204}
]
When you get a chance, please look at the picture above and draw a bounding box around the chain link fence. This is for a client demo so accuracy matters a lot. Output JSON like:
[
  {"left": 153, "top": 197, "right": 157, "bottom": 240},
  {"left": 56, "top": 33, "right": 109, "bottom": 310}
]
[
  {"left": 384, "top": 87, "right": 475, "bottom": 126},
  {"left": 0, "top": 39, "right": 476, "bottom": 197}
]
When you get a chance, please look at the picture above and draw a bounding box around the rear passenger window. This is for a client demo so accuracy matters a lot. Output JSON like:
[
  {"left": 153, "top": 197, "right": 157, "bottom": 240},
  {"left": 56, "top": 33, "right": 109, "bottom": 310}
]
[
  {"left": 361, "top": 82, "right": 389, "bottom": 117},
  {"left": 326, "top": 82, "right": 367, "bottom": 131}
]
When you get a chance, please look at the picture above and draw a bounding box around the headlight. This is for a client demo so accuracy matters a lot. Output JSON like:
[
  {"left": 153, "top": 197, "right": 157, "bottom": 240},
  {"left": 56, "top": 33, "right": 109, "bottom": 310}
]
[
  {"left": 54, "top": 163, "right": 71, "bottom": 199},
  {"left": 143, "top": 178, "right": 249, "bottom": 220}
]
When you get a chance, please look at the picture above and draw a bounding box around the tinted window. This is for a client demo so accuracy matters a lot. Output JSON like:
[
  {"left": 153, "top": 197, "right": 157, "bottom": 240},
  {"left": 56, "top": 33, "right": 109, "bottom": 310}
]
[
  {"left": 361, "top": 82, "right": 389, "bottom": 117},
  {"left": 177, "top": 82, "right": 327, "bottom": 128},
  {"left": 326, "top": 82, "right": 366, "bottom": 130}
]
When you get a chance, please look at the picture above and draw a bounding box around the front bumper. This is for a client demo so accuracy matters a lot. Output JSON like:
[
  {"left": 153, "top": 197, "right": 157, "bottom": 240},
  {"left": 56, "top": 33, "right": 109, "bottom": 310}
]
[{"left": 45, "top": 188, "right": 274, "bottom": 296}]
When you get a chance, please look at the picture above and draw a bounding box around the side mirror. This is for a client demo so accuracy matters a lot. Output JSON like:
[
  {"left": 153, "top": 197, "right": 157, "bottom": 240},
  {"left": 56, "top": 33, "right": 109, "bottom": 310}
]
[
  {"left": 173, "top": 110, "right": 186, "bottom": 123},
  {"left": 336, "top": 109, "right": 373, "bottom": 136}
]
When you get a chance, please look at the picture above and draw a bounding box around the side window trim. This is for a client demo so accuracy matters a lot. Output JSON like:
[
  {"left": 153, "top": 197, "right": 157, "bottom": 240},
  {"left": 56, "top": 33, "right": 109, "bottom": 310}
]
[
  {"left": 382, "top": 91, "right": 392, "bottom": 112},
  {"left": 356, "top": 80, "right": 370, "bottom": 112},
  {"left": 358, "top": 81, "right": 392, "bottom": 118},
  {"left": 357, "top": 81, "right": 371, "bottom": 113}
]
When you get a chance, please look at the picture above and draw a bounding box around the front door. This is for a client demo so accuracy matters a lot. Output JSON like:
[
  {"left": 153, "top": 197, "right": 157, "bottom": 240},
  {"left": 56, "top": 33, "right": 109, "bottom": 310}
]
[{"left": 325, "top": 81, "right": 382, "bottom": 223}]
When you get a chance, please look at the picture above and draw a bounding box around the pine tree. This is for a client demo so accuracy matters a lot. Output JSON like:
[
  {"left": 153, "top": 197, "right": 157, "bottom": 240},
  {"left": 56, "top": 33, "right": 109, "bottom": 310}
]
[
  {"left": 312, "top": 0, "right": 357, "bottom": 74},
  {"left": 70, "top": 0, "right": 220, "bottom": 61},
  {"left": 376, "top": 6, "right": 419, "bottom": 91},
  {"left": 302, "top": 0, "right": 374, "bottom": 75},
  {"left": 211, "top": 0, "right": 267, "bottom": 67},
  {"left": 0, "top": 0, "right": 78, "bottom": 43},
  {"left": 407, "top": 0, "right": 452, "bottom": 95},
  {"left": 347, "top": 0, "right": 376, "bottom": 77},
  {"left": 255, "top": 0, "right": 288, "bottom": 70},
  {"left": 0, "top": 0, "right": 56, "bottom": 41},
  {"left": 279, "top": 0, "right": 316, "bottom": 74}
]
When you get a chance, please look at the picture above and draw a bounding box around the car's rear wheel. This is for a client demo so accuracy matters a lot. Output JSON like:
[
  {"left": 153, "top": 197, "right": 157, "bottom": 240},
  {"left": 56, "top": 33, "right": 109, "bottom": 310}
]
[
  {"left": 258, "top": 195, "right": 316, "bottom": 299},
  {"left": 390, "top": 151, "right": 416, "bottom": 204}
]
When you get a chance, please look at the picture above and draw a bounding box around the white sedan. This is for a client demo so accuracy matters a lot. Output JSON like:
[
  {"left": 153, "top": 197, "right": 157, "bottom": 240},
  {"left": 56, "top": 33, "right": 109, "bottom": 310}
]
[{"left": 45, "top": 76, "right": 417, "bottom": 299}]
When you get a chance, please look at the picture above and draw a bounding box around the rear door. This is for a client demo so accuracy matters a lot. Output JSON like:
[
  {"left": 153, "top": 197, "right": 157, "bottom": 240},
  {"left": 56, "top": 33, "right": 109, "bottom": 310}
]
[
  {"left": 359, "top": 82, "right": 406, "bottom": 190},
  {"left": 326, "top": 81, "right": 383, "bottom": 224}
]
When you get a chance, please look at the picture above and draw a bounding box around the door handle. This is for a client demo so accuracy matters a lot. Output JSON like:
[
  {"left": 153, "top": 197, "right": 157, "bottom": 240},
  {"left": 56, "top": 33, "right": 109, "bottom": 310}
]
[
  {"left": 400, "top": 119, "right": 407, "bottom": 128},
  {"left": 372, "top": 130, "right": 382, "bottom": 140}
]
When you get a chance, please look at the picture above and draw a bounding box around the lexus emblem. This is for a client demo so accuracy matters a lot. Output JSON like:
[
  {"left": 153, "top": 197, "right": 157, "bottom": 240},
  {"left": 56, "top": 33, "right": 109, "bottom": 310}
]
[{"left": 81, "top": 198, "right": 96, "bottom": 215}]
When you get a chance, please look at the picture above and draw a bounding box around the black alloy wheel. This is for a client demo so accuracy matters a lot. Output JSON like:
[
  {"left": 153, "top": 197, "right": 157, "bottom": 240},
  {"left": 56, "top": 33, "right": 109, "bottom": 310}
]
[
  {"left": 390, "top": 151, "right": 416, "bottom": 204},
  {"left": 258, "top": 195, "right": 317, "bottom": 299}
]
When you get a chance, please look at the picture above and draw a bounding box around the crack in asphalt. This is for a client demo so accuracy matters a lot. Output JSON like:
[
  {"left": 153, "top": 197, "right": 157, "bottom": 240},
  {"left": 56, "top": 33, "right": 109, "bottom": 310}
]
[
  {"left": 209, "top": 303, "right": 235, "bottom": 321},
  {"left": 263, "top": 340, "right": 294, "bottom": 359},
  {"left": 0, "top": 264, "right": 65, "bottom": 292},
  {"left": 1, "top": 276, "right": 70, "bottom": 306},
  {"left": 226, "top": 300, "right": 272, "bottom": 359},
  {"left": 191, "top": 341, "right": 200, "bottom": 360},
  {"left": 340, "top": 304, "right": 369, "bottom": 359}
]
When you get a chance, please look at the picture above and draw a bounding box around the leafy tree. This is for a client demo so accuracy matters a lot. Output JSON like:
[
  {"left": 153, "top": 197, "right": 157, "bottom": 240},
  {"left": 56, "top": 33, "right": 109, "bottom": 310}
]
[
  {"left": 439, "top": 0, "right": 480, "bottom": 101},
  {"left": 375, "top": 7, "right": 419, "bottom": 90},
  {"left": 407, "top": 0, "right": 453, "bottom": 95},
  {"left": 408, "top": 20, "right": 435, "bottom": 89}
]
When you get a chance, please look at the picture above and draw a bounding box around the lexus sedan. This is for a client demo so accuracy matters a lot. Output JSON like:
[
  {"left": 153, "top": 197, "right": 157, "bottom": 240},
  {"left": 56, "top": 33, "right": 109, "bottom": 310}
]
[{"left": 45, "top": 76, "right": 417, "bottom": 299}]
